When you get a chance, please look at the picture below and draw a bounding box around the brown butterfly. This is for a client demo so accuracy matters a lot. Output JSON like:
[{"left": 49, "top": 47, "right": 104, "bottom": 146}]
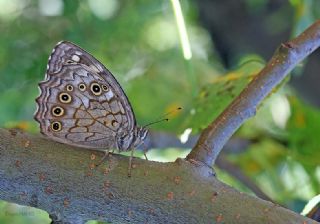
[{"left": 35, "top": 41, "right": 148, "bottom": 175}]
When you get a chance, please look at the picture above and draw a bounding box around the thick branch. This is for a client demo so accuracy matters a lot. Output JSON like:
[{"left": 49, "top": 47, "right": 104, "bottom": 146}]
[
  {"left": 0, "top": 129, "right": 317, "bottom": 224},
  {"left": 187, "top": 20, "right": 320, "bottom": 165},
  {"left": 147, "top": 132, "right": 270, "bottom": 201}
]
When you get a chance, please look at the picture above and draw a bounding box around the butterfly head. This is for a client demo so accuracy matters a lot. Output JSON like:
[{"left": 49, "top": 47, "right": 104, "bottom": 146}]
[
  {"left": 116, "top": 127, "right": 148, "bottom": 151},
  {"left": 136, "top": 126, "right": 148, "bottom": 144}
]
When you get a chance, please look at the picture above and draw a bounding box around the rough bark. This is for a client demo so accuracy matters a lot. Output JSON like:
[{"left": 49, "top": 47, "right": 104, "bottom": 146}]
[
  {"left": 146, "top": 131, "right": 272, "bottom": 202},
  {"left": 0, "top": 128, "right": 317, "bottom": 224}
]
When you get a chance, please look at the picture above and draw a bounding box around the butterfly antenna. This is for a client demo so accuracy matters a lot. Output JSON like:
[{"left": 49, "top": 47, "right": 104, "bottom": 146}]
[
  {"left": 158, "top": 107, "right": 182, "bottom": 120},
  {"left": 143, "top": 107, "right": 182, "bottom": 128},
  {"left": 143, "top": 118, "right": 169, "bottom": 128}
]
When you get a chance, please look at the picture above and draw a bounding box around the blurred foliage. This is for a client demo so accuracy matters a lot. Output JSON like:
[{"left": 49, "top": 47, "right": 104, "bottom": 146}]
[
  {"left": 184, "top": 59, "right": 265, "bottom": 132},
  {"left": 0, "top": 201, "right": 50, "bottom": 224},
  {"left": 0, "top": 0, "right": 319, "bottom": 223}
]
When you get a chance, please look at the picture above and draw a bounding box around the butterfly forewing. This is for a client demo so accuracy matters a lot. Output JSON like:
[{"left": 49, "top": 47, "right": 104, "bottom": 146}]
[
  {"left": 47, "top": 41, "right": 135, "bottom": 124},
  {"left": 35, "top": 41, "right": 137, "bottom": 150}
]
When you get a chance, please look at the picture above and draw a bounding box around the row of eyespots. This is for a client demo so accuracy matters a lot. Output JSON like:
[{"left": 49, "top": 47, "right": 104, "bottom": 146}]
[
  {"left": 56, "top": 83, "right": 109, "bottom": 106},
  {"left": 50, "top": 82, "right": 110, "bottom": 132},
  {"left": 64, "top": 82, "right": 109, "bottom": 96}
]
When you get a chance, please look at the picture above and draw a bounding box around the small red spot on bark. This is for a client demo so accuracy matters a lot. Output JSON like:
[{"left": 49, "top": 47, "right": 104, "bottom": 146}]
[
  {"left": 63, "top": 198, "right": 70, "bottom": 207},
  {"left": 86, "top": 171, "right": 93, "bottom": 176},
  {"left": 104, "top": 167, "right": 110, "bottom": 175},
  {"left": 211, "top": 192, "right": 218, "bottom": 202},
  {"left": 216, "top": 214, "right": 223, "bottom": 222},
  {"left": 103, "top": 180, "right": 110, "bottom": 189},
  {"left": 15, "top": 160, "right": 21, "bottom": 167},
  {"left": 167, "top": 192, "right": 174, "bottom": 200},
  {"left": 20, "top": 192, "right": 27, "bottom": 199},
  {"left": 189, "top": 190, "right": 196, "bottom": 197},
  {"left": 282, "top": 42, "right": 295, "bottom": 49},
  {"left": 148, "top": 208, "right": 155, "bottom": 214},
  {"left": 39, "top": 173, "right": 46, "bottom": 181},
  {"left": 188, "top": 158, "right": 202, "bottom": 166},
  {"left": 45, "top": 186, "right": 53, "bottom": 194},
  {"left": 173, "top": 176, "right": 181, "bottom": 185},
  {"left": 89, "top": 163, "right": 95, "bottom": 170},
  {"left": 24, "top": 140, "right": 30, "bottom": 148},
  {"left": 107, "top": 192, "right": 115, "bottom": 199},
  {"left": 9, "top": 129, "right": 18, "bottom": 136}
]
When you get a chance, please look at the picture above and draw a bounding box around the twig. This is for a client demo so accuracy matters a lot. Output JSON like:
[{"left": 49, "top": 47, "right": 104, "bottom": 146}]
[{"left": 187, "top": 20, "right": 320, "bottom": 166}]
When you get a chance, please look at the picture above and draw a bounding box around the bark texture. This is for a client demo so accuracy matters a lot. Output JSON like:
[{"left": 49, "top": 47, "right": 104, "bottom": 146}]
[{"left": 0, "top": 128, "right": 317, "bottom": 224}]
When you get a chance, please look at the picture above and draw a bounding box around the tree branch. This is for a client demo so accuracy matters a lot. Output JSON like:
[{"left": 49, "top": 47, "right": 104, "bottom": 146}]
[
  {"left": 187, "top": 20, "right": 320, "bottom": 166},
  {"left": 146, "top": 132, "right": 271, "bottom": 201},
  {"left": 0, "top": 128, "right": 317, "bottom": 224}
]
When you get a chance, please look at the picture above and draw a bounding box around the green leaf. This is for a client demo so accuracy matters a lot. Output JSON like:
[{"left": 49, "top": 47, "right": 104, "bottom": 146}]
[{"left": 182, "top": 60, "right": 265, "bottom": 133}]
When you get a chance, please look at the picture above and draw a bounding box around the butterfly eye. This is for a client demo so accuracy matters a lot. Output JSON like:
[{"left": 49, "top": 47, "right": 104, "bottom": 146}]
[
  {"left": 78, "top": 83, "right": 86, "bottom": 91},
  {"left": 59, "top": 92, "right": 72, "bottom": 104},
  {"left": 51, "top": 106, "right": 64, "bottom": 117},
  {"left": 66, "top": 84, "right": 73, "bottom": 92},
  {"left": 51, "top": 121, "right": 62, "bottom": 132},
  {"left": 90, "top": 83, "right": 102, "bottom": 96},
  {"left": 102, "top": 84, "right": 109, "bottom": 91}
]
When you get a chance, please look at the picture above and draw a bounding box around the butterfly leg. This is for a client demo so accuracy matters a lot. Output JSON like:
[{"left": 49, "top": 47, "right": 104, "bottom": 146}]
[
  {"left": 143, "top": 151, "right": 148, "bottom": 161},
  {"left": 142, "top": 142, "right": 149, "bottom": 161},
  {"left": 95, "top": 149, "right": 111, "bottom": 167},
  {"left": 128, "top": 148, "right": 135, "bottom": 177}
]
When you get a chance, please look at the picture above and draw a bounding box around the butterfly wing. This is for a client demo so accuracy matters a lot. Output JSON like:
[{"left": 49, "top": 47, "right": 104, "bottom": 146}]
[
  {"left": 46, "top": 41, "right": 136, "bottom": 125},
  {"left": 35, "top": 41, "right": 136, "bottom": 149}
]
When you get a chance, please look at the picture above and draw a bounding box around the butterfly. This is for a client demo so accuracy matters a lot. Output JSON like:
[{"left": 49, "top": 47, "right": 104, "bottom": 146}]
[{"left": 34, "top": 41, "right": 148, "bottom": 175}]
